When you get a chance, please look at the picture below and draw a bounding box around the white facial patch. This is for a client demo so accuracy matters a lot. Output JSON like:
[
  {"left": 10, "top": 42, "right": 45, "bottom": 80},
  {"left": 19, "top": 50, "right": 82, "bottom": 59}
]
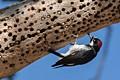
[{"left": 90, "top": 40, "right": 94, "bottom": 46}]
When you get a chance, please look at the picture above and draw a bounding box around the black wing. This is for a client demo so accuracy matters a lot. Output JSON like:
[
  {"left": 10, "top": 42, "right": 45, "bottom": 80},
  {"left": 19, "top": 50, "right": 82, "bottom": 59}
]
[{"left": 52, "top": 49, "right": 96, "bottom": 67}]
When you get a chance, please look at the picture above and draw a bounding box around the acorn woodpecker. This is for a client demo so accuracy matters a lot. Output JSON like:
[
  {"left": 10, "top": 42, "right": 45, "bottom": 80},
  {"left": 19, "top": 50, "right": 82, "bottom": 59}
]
[{"left": 48, "top": 33, "right": 102, "bottom": 68}]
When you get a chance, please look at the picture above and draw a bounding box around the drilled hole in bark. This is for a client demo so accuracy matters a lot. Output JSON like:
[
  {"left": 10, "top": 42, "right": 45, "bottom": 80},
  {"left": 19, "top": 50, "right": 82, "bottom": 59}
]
[
  {"left": 71, "top": 2, "right": 74, "bottom": 5},
  {"left": 77, "top": 28, "right": 80, "bottom": 31},
  {"left": 20, "top": 62, "right": 23, "bottom": 64},
  {"left": 62, "top": 8, "right": 65, "bottom": 11},
  {"left": 0, "top": 50, "right": 4, "bottom": 53},
  {"left": 77, "top": 22, "right": 81, "bottom": 24},
  {"left": 16, "top": 18, "right": 19, "bottom": 23},
  {"left": 41, "top": 49, "right": 43, "bottom": 51},
  {"left": 36, "top": 39, "right": 40, "bottom": 43},
  {"left": 32, "top": 50, "right": 37, "bottom": 54},
  {"left": 81, "top": 26, "right": 85, "bottom": 28},
  {"left": 3, "top": 23, "right": 7, "bottom": 26},
  {"left": 21, "top": 12, "right": 24, "bottom": 14},
  {"left": 2, "top": 60, "right": 8, "bottom": 64},
  {"left": 72, "top": 24, "right": 76, "bottom": 27},
  {"left": 5, "top": 47, "right": 9, "bottom": 50},
  {"left": 5, "top": 67, "right": 8, "bottom": 69},
  {"left": 94, "top": 2, "right": 98, "bottom": 5},
  {"left": 32, "top": 43, "right": 35, "bottom": 46},
  {"left": 0, "top": 45, "right": 1, "bottom": 48},
  {"left": 12, "top": 35, "right": 17, "bottom": 41},
  {"left": 21, "top": 35, "right": 26, "bottom": 41},
  {"left": 0, "top": 31, "right": 2, "bottom": 34},
  {"left": 87, "top": 2, "right": 90, "bottom": 6},
  {"left": 14, "top": 24, "right": 17, "bottom": 27},
  {"left": 21, "top": 53, "right": 25, "bottom": 57},
  {"left": 41, "top": 1, "right": 45, "bottom": 4},
  {"left": 46, "top": 22, "right": 50, "bottom": 25},
  {"left": 24, "top": 28, "right": 28, "bottom": 31},
  {"left": 9, "top": 64, "right": 15, "bottom": 67},
  {"left": 31, "top": 6, "right": 35, "bottom": 10},
  {"left": 91, "top": 7, "right": 95, "bottom": 10},
  {"left": 25, "top": 17, "right": 29, "bottom": 20},
  {"left": 8, "top": 32, "right": 12, "bottom": 37},
  {"left": 42, "top": 7, "right": 46, "bottom": 11},
  {"left": 37, "top": 9, "right": 41, "bottom": 13},
  {"left": 48, "top": 26, "right": 52, "bottom": 29},
  {"left": 4, "top": 38, "right": 8, "bottom": 42},
  {"left": 9, "top": 43, "right": 14, "bottom": 47},
  {"left": 60, "top": 26, "right": 64, "bottom": 29},
  {"left": 11, "top": 14, "right": 15, "bottom": 17},
  {"left": 49, "top": 7, "right": 53, "bottom": 10},
  {"left": 30, "top": 28, "right": 34, "bottom": 31},
  {"left": 40, "top": 29, "right": 46, "bottom": 33},
  {"left": 80, "top": 0, "right": 84, "bottom": 2},
  {"left": 28, "top": 22, "right": 34, "bottom": 26},
  {"left": 51, "top": 16, "right": 58, "bottom": 21},
  {"left": 27, "top": 34, "right": 31, "bottom": 38},
  {"left": 56, "top": 36, "right": 59, "bottom": 39},
  {"left": 66, "top": 12, "right": 70, "bottom": 14},
  {"left": 98, "top": 3, "right": 101, "bottom": 7},
  {"left": 18, "top": 28, "right": 22, "bottom": 32},
  {"left": 3, "top": 29, "right": 7, "bottom": 33},
  {"left": 71, "top": 7, "right": 76, "bottom": 12},
  {"left": 10, "top": 49, "right": 14, "bottom": 52},
  {"left": 57, "top": 0, "right": 62, "bottom": 3},
  {"left": 79, "top": 4, "right": 86, "bottom": 9},
  {"left": 77, "top": 14, "right": 81, "bottom": 17},
  {"left": 19, "top": 59, "right": 22, "bottom": 61},
  {"left": 26, "top": 51, "right": 29, "bottom": 54},
  {"left": 55, "top": 30, "right": 59, "bottom": 33}
]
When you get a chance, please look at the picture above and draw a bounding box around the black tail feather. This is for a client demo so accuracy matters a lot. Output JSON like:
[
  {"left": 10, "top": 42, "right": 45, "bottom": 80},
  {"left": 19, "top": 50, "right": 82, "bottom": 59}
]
[
  {"left": 51, "top": 63, "right": 58, "bottom": 67},
  {"left": 48, "top": 49, "right": 64, "bottom": 58}
]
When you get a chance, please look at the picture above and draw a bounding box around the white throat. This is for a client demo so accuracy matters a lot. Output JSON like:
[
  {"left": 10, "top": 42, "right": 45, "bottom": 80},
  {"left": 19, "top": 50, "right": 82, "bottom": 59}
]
[{"left": 90, "top": 41, "right": 94, "bottom": 46}]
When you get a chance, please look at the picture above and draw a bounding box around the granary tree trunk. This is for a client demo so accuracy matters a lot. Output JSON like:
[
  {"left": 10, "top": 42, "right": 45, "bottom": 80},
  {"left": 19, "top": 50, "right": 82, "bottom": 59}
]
[{"left": 0, "top": 0, "right": 119, "bottom": 78}]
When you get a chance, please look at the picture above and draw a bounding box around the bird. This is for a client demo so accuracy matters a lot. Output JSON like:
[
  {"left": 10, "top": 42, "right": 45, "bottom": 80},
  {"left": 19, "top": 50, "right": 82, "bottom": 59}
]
[{"left": 48, "top": 33, "right": 102, "bottom": 68}]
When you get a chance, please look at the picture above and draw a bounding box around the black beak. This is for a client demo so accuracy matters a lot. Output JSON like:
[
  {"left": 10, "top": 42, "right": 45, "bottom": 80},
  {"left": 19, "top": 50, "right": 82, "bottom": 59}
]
[{"left": 87, "top": 33, "right": 93, "bottom": 39}]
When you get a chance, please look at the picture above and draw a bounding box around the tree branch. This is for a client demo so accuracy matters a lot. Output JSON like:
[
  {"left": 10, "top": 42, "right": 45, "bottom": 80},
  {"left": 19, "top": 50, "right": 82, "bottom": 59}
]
[{"left": 0, "top": 0, "right": 119, "bottom": 78}]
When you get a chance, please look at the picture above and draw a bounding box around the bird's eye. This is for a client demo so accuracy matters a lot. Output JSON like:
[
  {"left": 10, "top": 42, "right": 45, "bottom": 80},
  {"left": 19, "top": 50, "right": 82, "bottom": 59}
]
[{"left": 93, "top": 39, "right": 97, "bottom": 43}]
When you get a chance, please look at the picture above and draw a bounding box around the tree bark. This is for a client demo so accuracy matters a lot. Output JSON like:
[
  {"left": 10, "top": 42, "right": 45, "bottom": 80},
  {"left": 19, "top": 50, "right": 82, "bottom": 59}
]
[{"left": 0, "top": 0, "right": 119, "bottom": 78}]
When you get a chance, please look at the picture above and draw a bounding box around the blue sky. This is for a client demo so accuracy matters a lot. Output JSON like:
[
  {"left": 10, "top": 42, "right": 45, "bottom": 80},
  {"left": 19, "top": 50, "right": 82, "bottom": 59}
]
[{"left": 0, "top": 1, "right": 120, "bottom": 80}]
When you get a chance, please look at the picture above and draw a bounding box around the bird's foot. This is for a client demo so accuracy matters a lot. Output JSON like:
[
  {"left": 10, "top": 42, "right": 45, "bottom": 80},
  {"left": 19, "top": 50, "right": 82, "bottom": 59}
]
[{"left": 73, "top": 34, "right": 78, "bottom": 45}]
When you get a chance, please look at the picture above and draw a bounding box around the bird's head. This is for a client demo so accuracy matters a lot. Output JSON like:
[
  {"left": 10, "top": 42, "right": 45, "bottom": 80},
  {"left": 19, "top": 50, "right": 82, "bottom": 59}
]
[{"left": 88, "top": 33, "right": 102, "bottom": 52}]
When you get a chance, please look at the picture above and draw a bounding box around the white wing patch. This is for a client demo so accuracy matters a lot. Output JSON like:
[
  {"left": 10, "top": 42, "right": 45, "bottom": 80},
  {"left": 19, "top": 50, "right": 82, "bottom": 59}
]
[{"left": 67, "top": 63, "right": 75, "bottom": 66}]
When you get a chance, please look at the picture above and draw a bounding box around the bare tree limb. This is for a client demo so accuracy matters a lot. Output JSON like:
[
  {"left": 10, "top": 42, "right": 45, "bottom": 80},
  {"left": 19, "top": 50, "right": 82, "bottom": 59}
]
[{"left": 0, "top": 0, "right": 119, "bottom": 78}]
